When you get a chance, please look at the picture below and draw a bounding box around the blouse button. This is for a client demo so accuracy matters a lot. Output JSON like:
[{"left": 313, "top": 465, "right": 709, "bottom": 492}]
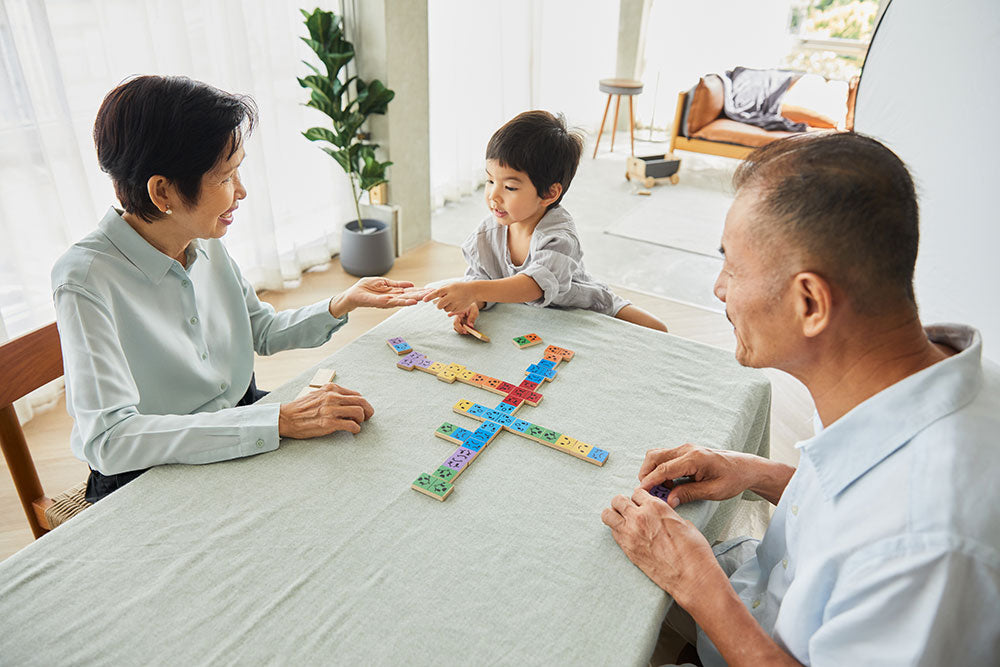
[
  {"left": 181, "top": 280, "right": 190, "bottom": 288},
  {"left": 791, "top": 504, "right": 799, "bottom": 516},
  {"left": 256, "top": 439, "right": 265, "bottom": 448},
  {"left": 752, "top": 599, "right": 761, "bottom": 609},
  {"left": 201, "top": 352, "right": 207, "bottom": 360},
  {"left": 190, "top": 316, "right": 198, "bottom": 325},
  {"left": 782, "top": 559, "right": 788, "bottom": 569},
  {"left": 220, "top": 382, "right": 227, "bottom": 390}
]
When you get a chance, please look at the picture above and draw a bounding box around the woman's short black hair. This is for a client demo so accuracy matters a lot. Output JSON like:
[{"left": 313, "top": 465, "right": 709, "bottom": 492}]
[
  {"left": 93, "top": 75, "right": 257, "bottom": 222},
  {"left": 486, "top": 110, "right": 583, "bottom": 209}
]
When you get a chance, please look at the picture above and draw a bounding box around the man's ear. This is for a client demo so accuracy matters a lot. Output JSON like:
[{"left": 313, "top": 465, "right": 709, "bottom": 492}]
[
  {"left": 146, "top": 175, "right": 175, "bottom": 215},
  {"left": 541, "top": 182, "right": 563, "bottom": 207},
  {"left": 793, "top": 271, "right": 833, "bottom": 338}
]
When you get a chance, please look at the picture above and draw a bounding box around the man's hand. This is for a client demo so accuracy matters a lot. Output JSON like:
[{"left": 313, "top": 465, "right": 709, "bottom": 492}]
[
  {"left": 278, "top": 384, "right": 375, "bottom": 438},
  {"left": 422, "top": 281, "right": 480, "bottom": 316},
  {"left": 601, "top": 488, "right": 729, "bottom": 608},
  {"left": 638, "top": 444, "right": 794, "bottom": 507},
  {"left": 452, "top": 303, "right": 480, "bottom": 335},
  {"left": 638, "top": 444, "right": 755, "bottom": 507},
  {"left": 329, "top": 278, "right": 431, "bottom": 317}
]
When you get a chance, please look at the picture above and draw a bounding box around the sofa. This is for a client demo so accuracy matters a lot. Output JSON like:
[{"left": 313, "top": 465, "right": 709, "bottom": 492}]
[{"left": 668, "top": 72, "right": 859, "bottom": 161}]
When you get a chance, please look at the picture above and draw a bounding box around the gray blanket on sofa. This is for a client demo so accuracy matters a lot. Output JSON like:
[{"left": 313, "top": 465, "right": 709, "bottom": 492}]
[{"left": 722, "top": 67, "right": 807, "bottom": 132}]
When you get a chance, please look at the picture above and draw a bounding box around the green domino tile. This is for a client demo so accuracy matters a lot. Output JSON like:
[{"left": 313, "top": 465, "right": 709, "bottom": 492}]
[
  {"left": 411, "top": 472, "right": 454, "bottom": 501},
  {"left": 436, "top": 422, "right": 457, "bottom": 436},
  {"left": 539, "top": 429, "right": 561, "bottom": 444},
  {"left": 433, "top": 465, "right": 458, "bottom": 482}
]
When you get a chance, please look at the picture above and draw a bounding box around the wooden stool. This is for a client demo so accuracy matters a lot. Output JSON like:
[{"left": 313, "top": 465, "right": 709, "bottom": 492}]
[{"left": 593, "top": 78, "right": 643, "bottom": 158}]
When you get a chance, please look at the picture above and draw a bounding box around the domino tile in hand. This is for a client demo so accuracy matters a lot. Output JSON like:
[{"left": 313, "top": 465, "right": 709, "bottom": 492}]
[
  {"left": 308, "top": 368, "right": 337, "bottom": 388},
  {"left": 648, "top": 483, "right": 671, "bottom": 502}
]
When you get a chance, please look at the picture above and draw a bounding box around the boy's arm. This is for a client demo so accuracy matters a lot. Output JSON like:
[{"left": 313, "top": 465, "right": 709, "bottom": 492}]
[{"left": 425, "top": 275, "right": 542, "bottom": 315}]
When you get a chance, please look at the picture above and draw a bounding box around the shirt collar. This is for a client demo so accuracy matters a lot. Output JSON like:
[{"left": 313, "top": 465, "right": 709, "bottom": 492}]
[
  {"left": 797, "top": 324, "right": 984, "bottom": 500},
  {"left": 98, "top": 207, "right": 208, "bottom": 284}
]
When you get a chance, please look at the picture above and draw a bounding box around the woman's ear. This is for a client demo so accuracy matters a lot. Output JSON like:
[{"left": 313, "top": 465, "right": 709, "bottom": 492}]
[
  {"left": 146, "top": 175, "right": 174, "bottom": 215},
  {"left": 793, "top": 271, "right": 833, "bottom": 338},
  {"left": 541, "top": 182, "right": 563, "bottom": 206}
]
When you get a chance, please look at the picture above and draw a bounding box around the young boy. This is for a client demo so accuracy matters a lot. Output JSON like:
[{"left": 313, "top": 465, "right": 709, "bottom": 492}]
[{"left": 423, "top": 110, "right": 668, "bottom": 333}]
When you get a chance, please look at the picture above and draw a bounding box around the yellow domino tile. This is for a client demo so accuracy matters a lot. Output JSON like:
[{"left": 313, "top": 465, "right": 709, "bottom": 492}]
[
  {"left": 457, "top": 370, "right": 477, "bottom": 382},
  {"left": 427, "top": 362, "right": 446, "bottom": 373},
  {"left": 453, "top": 399, "right": 474, "bottom": 413},
  {"left": 437, "top": 371, "right": 457, "bottom": 383},
  {"left": 445, "top": 363, "right": 465, "bottom": 373},
  {"left": 554, "top": 435, "right": 577, "bottom": 450},
  {"left": 570, "top": 441, "right": 593, "bottom": 458}
]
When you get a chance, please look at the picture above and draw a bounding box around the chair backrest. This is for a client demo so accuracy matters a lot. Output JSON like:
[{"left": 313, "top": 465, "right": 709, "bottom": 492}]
[{"left": 0, "top": 323, "right": 64, "bottom": 538}]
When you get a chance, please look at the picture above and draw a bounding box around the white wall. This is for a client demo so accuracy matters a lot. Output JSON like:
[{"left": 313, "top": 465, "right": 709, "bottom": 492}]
[{"left": 854, "top": 0, "right": 1000, "bottom": 363}]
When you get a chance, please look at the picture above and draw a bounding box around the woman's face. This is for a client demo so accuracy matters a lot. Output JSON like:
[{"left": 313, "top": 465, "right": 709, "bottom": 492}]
[{"left": 175, "top": 140, "right": 247, "bottom": 240}]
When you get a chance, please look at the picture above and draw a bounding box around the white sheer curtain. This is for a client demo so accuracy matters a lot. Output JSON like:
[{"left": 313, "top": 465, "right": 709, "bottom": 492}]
[
  {"left": 0, "top": 0, "right": 354, "bottom": 421},
  {"left": 428, "top": 0, "right": 619, "bottom": 209},
  {"left": 0, "top": 0, "right": 354, "bottom": 342}
]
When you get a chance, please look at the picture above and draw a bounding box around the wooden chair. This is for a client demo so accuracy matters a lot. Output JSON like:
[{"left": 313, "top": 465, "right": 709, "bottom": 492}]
[{"left": 0, "top": 323, "right": 90, "bottom": 538}]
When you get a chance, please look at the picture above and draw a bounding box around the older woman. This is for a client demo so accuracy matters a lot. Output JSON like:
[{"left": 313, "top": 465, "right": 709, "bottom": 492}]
[{"left": 52, "top": 75, "right": 422, "bottom": 502}]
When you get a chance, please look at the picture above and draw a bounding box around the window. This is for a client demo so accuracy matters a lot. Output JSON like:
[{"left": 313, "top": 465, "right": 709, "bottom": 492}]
[{"left": 782, "top": 0, "right": 885, "bottom": 80}]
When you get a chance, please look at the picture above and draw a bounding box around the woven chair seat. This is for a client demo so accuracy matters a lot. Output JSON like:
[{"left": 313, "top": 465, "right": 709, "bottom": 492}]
[{"left": 43, "top": 481, "right": 91, "bottom": 529}]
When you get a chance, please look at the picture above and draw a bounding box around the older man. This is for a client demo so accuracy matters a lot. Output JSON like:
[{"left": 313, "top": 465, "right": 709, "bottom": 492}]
[{"left": 602, "top": 133, "right": 1000, "bottom": 665}]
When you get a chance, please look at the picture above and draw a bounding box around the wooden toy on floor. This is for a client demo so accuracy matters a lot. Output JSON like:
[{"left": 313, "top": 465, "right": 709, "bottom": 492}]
[{"left": 388, "top": 335, "right": 609, "bottom": 501}]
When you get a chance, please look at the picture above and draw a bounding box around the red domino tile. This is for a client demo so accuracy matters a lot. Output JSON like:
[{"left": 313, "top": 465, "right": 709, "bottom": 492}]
[
  {"left": 496, "top": 381, "right": 516, "bottom": 393},
  {"left": 509, "top": 387, "right": 529, "bottom": 399},
  {"left": 523, "top": 391, "right": 543, "bottom": 405},
  {"left": 501, "top": 395, "right": 524, "bottom": 407},
  {"left": 519, "top": 379, "right": 539, "bottom": 390}
]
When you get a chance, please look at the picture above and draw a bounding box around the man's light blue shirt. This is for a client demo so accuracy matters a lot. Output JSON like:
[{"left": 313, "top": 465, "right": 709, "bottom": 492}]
[
  {"left": 698, "top": 324, "right": 1000, "bottom": 665},
  {"left": 51, "top": 208, "right": 347, "bottom": 475}
]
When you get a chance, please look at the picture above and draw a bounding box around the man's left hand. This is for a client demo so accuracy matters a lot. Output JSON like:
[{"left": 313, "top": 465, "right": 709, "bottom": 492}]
[{"left": 601, "top": 488, "right": 728, "bottom": 608}]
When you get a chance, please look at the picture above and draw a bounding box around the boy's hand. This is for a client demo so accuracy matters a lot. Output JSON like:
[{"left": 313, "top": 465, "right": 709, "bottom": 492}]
[
  {"left": 423, "top": 281, "right": 480, "bottom": 315},
  {"left": 452, "top": 303, "right": 480, "bottom": 334}
]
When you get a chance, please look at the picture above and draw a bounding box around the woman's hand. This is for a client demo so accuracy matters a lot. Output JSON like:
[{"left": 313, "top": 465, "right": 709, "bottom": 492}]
[
  {"left": 278, "top": 383, "right": 375, "bottom": 438},
  {"left": 452, "top": 303, "right": 480, "bottom": 334},
  {"left": 329, "top": 278, "right": 432, "bottom": 317}
]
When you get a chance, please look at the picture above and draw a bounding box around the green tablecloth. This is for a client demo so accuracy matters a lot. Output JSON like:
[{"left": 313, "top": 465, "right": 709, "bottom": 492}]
[{"left": 0, "top": 303, "right": 770, "bottom": 665}]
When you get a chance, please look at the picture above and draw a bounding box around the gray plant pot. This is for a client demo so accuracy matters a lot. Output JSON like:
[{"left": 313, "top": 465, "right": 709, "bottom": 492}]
[{"left": 340, "top": 218, "right": 395, "bottom": 277}]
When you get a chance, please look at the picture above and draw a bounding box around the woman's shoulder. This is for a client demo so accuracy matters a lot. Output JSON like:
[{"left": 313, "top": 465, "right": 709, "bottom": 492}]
[{"left": 51, "top": 226, "right": 119, "bottom": 292}]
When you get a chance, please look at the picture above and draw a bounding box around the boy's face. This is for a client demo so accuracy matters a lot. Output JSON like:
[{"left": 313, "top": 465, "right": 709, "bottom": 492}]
[{"left": 485, "top": 160, "right": 558, "bottom": 227}]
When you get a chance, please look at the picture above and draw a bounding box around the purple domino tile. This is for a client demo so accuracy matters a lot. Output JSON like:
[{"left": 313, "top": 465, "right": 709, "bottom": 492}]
[
  {"left": 414, "top": 358, "right": 433, "bottom": 369},
  {"left": 443, "top": 447, "right": 476, "bottom": 471},
  {"left": 648, "top": 484, "right": 671, "bottom": 502},
  {"left": 388, "top": 337, "right": 406, "bottom": 345}
]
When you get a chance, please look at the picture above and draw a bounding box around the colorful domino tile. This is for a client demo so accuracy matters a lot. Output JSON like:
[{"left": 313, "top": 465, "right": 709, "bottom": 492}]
[
  {"left": 648, "top": 484, "right": 671, "bottom": 502},
  {"left": 442, "top": 446, "right": 477, "bottom": 474},
  {"left": 463, "top": 435, "right": 488, "bottom": 452},
  {"left": 521, "top": 391, "right": 543, "bottom": 406},
  {"left": 506, "top": 418, "right": 531, "bottom": 433},
  {"left": 413, "top": 358, "right": 434, "bottom": 372},
  {"left": 495, "top": 401, "right": 519, "bottom": 415},
  {"left": 586, "top": 448, "right": 609, "bottom": 465},
  {"left": 466, "top": 403, "right": 489, "bottom": 418},
  {"left": 436, "top": 370, "right": 458, "bottom": 383},
  {"left": 411, "top": 472, "right": 454, "bottom": 501},
  {"left": 396, "top": 352, "right": 422, "bottom": 370},
  {"left": 427, "top": 362, "right": 446, "bottom": 374},
  {"left": 434, "top": 422, "right": 474, "bottom": 445},
  {"left": 387, "top": 337, "right": 412, "bottom": 355},
  {"left": 453, "top": 399, "right": 474, "bottom": 413},
  {"left": 512, "top": 333, "right": 543, "bottom": 349},
  {"left": 518, "top": 378, "right": 539, "bottom": 391},
  {"left": 544, "top": 345, "right": 575, "bottom": 361},
  {"left": 432, "top": 465, "right": 458, "bottom": 482},
  {"left": 308, "top": 367, "right": 337, "bottom": 388},
  {"left": 536, "top": 359, "right": 557, "bottom": 372},
  {"left": 525, "top": 372, "right": 547, "bottom": 385}
]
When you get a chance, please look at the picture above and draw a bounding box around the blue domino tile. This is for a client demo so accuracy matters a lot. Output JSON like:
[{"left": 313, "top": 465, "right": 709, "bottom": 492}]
[
  {"left": 490, "top": 413, "right": 514, "bottom": 426},
  {"left": 525, "top": 363, "right": 543, "bottom": 375},
  {"left": 475, "top": 421, "right": 501, "bottom": 437},
  {"left": 587, "top": 448, "right": 609, "bottom": 464},
  {"left": 452, "top": 427, "right": 474, "bottom": 442},
  {"left": 507, "top": 418, "right": 531, "bottom": 433},
  {"left": 466, "top": 404, "right": 489, "bottom": 417},
  {"left": 483, "top": 410, "right": 506, "bottom": 422},
  {"left": 463, "top": 435, "right": 488, "bottom": 452},
  {"left": 525, "top": 373, "right": 546, "bottom": 384},
  {"left": 537, "top": 359, "right": 556, "bottom": 371},
  {"left": 392, "top": 342, "right": 411, "bottom": 352},
  {"left": 493, "top": 403, "right": 516, "bottom": 415}
]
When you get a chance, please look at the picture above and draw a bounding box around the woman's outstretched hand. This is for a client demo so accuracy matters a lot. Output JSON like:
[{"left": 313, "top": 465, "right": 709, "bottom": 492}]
[{"left": 329, "top": 278, "right": 432, "bottom": 317}]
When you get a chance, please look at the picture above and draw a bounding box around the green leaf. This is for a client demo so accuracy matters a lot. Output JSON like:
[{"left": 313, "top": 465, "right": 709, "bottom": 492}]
[
  {"left": 305, "top": 96, "right": 341, "bottom": 120},
  {"left": 302, "top": 127, "right": 338, "bottom": 145},
  {"left": 320, "top": 146, "right": 352, "bottom": 173},
  {"left": 297, "top": 75, "right": 336, "bottom": 106},
  {"left": 356, "top": 79, "right": 395, "bottom": 116}
]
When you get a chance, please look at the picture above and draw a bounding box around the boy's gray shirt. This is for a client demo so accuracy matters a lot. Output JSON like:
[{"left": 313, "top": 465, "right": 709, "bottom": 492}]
[{"left": 461, "top": 205, "right": 628, "bottom": 316}]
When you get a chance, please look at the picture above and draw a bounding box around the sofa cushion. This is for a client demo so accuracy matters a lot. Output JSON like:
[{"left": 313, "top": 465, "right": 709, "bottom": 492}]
[
  {"left": 686, "top": 75, "right": 724, "bottom": 135},
  {"left": 779, "top": 74, "right": 849, "bottom": 129},
  {"left": 693, "top": 118, "right": 805, "bottom": 148}
]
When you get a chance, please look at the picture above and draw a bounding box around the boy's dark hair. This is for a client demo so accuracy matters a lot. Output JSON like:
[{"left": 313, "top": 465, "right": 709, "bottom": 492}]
[
  {"left": 734, "top": 132, "right": 919, "bottom": 314},
  {"left": 94, "top": 75, "right": 257, "bottom": 222},
  {"left": 486, "top": 110, "right": 583, "bottom": 209}
]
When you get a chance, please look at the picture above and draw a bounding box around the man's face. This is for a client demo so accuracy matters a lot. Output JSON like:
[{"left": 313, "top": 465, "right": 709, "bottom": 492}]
[{"left": 714, "top": 189, "right": 796, "bottom": 369}]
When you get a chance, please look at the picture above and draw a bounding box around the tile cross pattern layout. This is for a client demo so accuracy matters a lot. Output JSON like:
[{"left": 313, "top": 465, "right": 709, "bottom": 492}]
[{"left": 387, "top": 336, "right": 610, "bottom": 501}]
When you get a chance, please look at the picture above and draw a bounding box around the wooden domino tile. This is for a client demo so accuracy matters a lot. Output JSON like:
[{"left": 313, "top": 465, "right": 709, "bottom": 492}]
[
  {"left": 445, "top": 363, "right": 466, "bottom": 373},
  {"left": 436, "top": 370, "right": 458, "bottom": 383},
  {"left": 434, "top": 422, "right": 474, "bottom": 445},
  {"left": 586, "top": 447, "right": 610, "bottom": 465},
  {"left": 411, "top": 472, "right": 454, "bottom": 501},
  {"left": 518, "top": 378, "right": 539, "bottom": 391},
  {"left": 512, "top": 334, "right": 543, "bottom": 349},
  {"left": 544, "top": 345, "right": 575, "bottom": 361},
  {"left": 427, "top": 362, "right": 446, "bottom": 374},
  {"left": 432, "top": 465, "right": 459, "bottom": 483},
  {"left": 386, "top": 338, "right": 412, "bottom": 355},
  {"left": 648, "top": 483, "right": 671, "bottom": 502},
  {"left": 412, "top": 358, "right": 434, "bottom": 372},
  {"left": 453, "top": 399, "right": 474, "bottom": 413},
  {"left": 456, "top": 369, "right": 478, "bottom": 384},
  {"left": 554, "top": 435, "right": 578, "bottom": 450},
  {"left": 441, "top": 446, "right": 478, "bottom": 480},
  {"left": 463, "top": 403, "right": 490, "bottom": 420},
  {"left": 482, "top": 378, "right": 507, "bottom": 395},
  {"left": 542, "top": 352, "right": 562, "bottom": 365},
  {"left": 396, "top": 352, "right": 421, "bottom": 370},
  {"left": 308, "top": 367, "right": 337, "bottom": 388},
  {"left": 521, "top": 391, "right": 543, "bottom": 406},
  {"left": 504, "top": 418, "right": 532, "bottom": 434},
  {"left": 495, "top": 381, "right": 516, "bottom": 394},
  {"left": 465, "top": 325, "right": 490, "bottom": 343}
]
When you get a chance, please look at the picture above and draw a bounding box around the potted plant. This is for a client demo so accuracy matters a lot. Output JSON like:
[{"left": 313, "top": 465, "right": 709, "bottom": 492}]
[{"left": 299, "top": 7, "right": 396, "bottom": 276}]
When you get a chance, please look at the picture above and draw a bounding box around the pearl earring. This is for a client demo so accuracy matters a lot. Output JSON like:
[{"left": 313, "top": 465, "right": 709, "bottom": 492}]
[{"left": 165, "top": 208, "right": 172, "bottom": 215}]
